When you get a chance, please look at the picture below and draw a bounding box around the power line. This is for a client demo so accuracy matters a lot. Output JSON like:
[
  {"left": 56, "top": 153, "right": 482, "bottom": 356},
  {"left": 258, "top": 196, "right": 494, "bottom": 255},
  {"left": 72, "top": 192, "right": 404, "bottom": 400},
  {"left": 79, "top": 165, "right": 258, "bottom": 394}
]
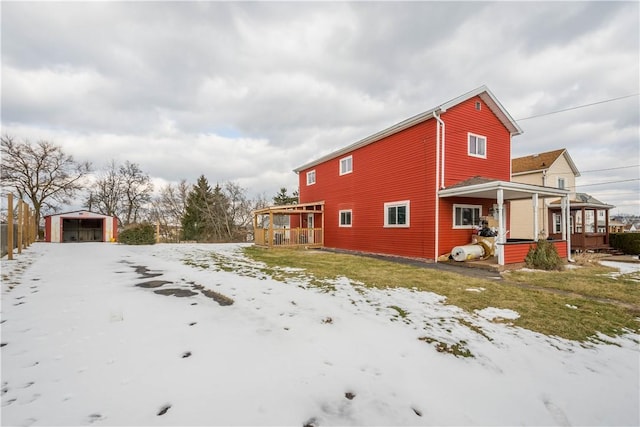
[
  {"left": 580, "top": 164, "right": 639, "bottom": 173},
  {"left": 515, "top": 93, "right": 639, "bottom": 122},
  {"left": 572, "top": 178, "right": 640, "bottom": 188}
]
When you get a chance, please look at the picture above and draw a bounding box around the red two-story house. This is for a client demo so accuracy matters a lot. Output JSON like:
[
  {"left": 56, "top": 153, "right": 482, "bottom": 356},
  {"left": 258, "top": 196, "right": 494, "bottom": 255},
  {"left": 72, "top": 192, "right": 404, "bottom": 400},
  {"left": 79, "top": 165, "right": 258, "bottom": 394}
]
[{"left": 254, "top": 86, "right": 571, "bottom": 267}]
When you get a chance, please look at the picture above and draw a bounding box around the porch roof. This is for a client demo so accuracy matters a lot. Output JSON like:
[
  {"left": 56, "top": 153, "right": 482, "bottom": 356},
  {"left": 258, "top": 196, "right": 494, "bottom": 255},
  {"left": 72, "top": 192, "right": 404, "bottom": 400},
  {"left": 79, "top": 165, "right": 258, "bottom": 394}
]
[
  {"left": 438, "top": 177, "right": 570, "bottom": 200},
  {"left": 548, "top": 193, "right": 614, "bottom": 209},
  {"left": 253, "top": 201, "right": 324, "bottom": 216}
]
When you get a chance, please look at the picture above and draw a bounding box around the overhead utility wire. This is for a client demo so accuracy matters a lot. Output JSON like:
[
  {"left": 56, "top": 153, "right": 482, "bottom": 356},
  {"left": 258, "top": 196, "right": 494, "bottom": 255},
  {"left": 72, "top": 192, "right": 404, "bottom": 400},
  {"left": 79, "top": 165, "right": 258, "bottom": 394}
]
[
  {"left": 571, "top": 178, "right": 640, "bottom": 188},
  {"left": 515, "top": 93, "right": 639, "bottom": 122},
  {"left": 580, "top": 164, "right": 639, "bottom": 173}
]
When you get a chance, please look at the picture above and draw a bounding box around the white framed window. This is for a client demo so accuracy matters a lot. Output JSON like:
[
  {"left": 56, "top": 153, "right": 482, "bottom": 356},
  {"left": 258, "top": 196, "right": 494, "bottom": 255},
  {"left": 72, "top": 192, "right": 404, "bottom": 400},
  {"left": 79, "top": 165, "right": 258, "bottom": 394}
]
[
  {"left": 553, "top": 213, "right": 562, "bottom": 234},
  {"left": 339, "top": 155, "right": 353, "bottom": 175},
  {"left": 453, "top": 204, "right": 482, "bottom": 228},
  {"left": 306, "top": 170, "right": 316, "bottom": 186},
  {"left": 557, "top": 177, "right": 566, "bottom": 189},
  {"left": 468, "top": 133, "right": 486, "bottom": 158},
  {"left": 384, "top": 200, "right": 410, "bottom": 228},
  {"left": 339, "top": 210, "right": 352, "bottom": 227}
]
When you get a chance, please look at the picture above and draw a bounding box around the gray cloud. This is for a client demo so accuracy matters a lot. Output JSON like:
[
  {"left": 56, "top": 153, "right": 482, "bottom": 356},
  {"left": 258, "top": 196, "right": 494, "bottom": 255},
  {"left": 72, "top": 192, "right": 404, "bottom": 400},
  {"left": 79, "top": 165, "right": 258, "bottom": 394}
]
[{"left": 2, "top": 1, "right": 638, "bottom": 213}]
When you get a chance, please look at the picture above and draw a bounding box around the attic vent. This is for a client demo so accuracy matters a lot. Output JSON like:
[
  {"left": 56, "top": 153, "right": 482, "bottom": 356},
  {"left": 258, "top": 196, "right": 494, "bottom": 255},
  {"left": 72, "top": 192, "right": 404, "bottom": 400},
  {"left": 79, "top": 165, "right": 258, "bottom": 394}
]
[{"left": 475, "top": 101, "right": 481, "bottom": 111}]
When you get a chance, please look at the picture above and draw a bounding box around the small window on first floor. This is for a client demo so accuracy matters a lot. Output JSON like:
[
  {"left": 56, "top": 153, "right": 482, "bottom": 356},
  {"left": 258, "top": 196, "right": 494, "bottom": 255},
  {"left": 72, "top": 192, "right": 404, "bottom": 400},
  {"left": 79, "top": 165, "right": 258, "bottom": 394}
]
[
  {"left": 453, "top": 204, "right": 482, "bottom": 228},
  {"left": 384, "top": 200, "right": 410, "bottom": 227},
  {"left": 553, "top": 213, "right": 562, "bottom": 234},
  {"left": 306, "top": 170, "right": 316, "bottom": 185},
  {"left": 339, "top": 209, "right": 352, "bottom": 227}
]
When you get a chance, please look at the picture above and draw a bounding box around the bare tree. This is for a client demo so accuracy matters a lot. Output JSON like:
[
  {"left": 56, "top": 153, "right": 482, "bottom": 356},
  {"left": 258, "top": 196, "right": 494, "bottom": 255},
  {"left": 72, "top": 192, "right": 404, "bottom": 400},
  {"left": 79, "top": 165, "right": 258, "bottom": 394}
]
[
  {"left": 87, "top": 160, "right": 122, "bottom": 218},
  {"left": 1, "top": 135, "right": 91, "bottom": 229},
  {"left": 149, "top": 180, "right": 189, "bottom": 241},
  {"left": 87, "top": 160, "right": 153, "bottom": 226},
  {"left": 119, "top": 161, "right": 153, "bottom": 225}
]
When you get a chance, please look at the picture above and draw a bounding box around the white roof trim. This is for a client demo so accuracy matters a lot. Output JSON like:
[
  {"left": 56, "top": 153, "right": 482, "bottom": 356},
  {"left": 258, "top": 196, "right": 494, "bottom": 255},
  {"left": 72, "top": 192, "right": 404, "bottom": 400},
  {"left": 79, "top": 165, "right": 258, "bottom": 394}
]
[
  {"left": 294, "top": 85, "right": 523, "bottom": 173},
  {"left": 438, "top": 180, "right": 569, "bottom": 201}
]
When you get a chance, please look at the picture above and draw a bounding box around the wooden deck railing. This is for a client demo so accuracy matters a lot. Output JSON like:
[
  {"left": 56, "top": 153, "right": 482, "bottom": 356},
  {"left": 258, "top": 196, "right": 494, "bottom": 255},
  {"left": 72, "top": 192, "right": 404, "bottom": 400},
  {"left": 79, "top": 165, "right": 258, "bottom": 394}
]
[{"left": 254, "top": 227, "right": 323, "bottom": 248}]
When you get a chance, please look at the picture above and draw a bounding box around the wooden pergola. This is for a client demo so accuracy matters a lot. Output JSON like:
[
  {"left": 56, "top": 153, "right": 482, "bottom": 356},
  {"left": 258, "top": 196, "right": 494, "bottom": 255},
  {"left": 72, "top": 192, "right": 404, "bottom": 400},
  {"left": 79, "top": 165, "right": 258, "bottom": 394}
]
[{"left": 253, "top": 202, "right": 324, "bottom": 248}]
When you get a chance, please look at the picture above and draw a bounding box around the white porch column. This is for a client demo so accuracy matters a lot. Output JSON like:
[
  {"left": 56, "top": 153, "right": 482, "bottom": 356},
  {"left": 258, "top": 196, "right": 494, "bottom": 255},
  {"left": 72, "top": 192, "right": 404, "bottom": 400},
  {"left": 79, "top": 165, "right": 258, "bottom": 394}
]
[
  {"left": 532, "top": 193, "right": 539, "bottom": 241},
  {"left": 497, "top": 188, "right": 505, "bottom": 266},
  {"left": 561, "top": 196, "right": 567, "bottom": 241},
  {"left": 562, "top": 195, "right": 572, "bottom": 260}
]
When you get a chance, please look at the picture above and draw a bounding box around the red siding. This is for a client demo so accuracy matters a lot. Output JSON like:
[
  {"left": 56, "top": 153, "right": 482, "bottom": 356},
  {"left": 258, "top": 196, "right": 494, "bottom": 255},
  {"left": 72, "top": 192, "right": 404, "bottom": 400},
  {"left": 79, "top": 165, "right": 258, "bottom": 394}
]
[
  {"left": 298, "top": 95, "right": 513, "bottom": 261},
  {"left": 437, "top": 197, "right": 499, "bottom": 257},
  {"left": 504, "top": 240, "right": 568, "bottom": 264},
  {"left": 45, "top": 216, "right": 52, "bottom": 242},
  {"left": 300, "top": 118, "right": 438, "bottom": 259},
  {"left": 504, "top": 243, "right": 535, "bottom": 265},
  {"left": 441, "top": 97, "right": 512, "bottom": 185}
]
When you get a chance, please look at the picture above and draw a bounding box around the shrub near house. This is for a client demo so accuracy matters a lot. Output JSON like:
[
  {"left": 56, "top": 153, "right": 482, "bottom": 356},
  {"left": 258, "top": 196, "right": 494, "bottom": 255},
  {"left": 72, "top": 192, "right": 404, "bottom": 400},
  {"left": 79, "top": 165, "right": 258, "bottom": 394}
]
[
  {"left": 610, "top": 233, "right": 640, "bottom": 255},
  {"left": 118, "top": 223, "right": 156, "bottom": 245}
]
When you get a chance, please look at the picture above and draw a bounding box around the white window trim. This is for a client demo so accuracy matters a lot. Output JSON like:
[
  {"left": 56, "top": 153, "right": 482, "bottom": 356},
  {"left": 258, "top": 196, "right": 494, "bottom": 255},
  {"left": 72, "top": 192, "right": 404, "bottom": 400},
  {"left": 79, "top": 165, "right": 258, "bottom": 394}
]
[
  {"left": 468, "top": 133, "right": 487, "bottom": 159},
  {"left": 339, "top": 209, "right": 352, "bottom": 227},
  {"left": 557, "top": 177, "right": 565, "bottom": 189},
  {"left": 339, "top": 155, "right": 353, "bottom": 176},
  {"left": 306, "top": 170, "right": 316, "bottom": 186},
  {"left": 453, "top": 204, "right": 482, "bottom": 229},
  {"left": 384, "top": 200, "right": 410, "bottom": 228}
]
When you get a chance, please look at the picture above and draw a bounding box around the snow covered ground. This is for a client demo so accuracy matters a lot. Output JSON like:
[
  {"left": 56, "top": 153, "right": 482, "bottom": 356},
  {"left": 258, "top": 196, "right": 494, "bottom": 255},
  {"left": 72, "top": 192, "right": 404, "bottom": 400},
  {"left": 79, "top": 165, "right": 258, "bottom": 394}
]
[{"left": 1, "top": 243, "right": 638, "bottom": 426}]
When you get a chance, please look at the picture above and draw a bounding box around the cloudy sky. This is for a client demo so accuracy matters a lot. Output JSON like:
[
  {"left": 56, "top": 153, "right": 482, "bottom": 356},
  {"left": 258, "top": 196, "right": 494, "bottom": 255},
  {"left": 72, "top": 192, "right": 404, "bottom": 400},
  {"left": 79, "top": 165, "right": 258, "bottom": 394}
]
[{"left": 2, "top": 1, "right": 639, "bottom": 215}]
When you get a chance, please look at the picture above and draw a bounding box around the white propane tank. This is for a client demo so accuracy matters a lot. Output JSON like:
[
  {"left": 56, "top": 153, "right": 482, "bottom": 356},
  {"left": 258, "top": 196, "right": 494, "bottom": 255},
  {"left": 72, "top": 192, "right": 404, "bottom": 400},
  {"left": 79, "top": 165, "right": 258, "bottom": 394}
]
[{"left": 451, "top": 244, "right": 485, "bottom": 262}]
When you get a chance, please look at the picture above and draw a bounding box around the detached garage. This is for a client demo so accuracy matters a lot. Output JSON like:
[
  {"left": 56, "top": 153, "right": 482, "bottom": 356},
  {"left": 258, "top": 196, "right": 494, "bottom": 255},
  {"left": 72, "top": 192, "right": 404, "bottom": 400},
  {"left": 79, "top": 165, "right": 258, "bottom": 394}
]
[{"left": 44, "top": 211, "right": 118, "bottom": 243}]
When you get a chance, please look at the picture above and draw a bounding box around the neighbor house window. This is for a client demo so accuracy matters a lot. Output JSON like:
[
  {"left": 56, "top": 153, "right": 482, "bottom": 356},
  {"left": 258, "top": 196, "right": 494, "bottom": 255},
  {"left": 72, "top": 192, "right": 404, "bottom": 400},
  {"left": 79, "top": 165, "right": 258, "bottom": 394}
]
[
  {"left": 557, "top": 177, "right": 566, "bottom": 189},
  {"left": 339, "top": 210, "right": 352, "bottom": 227},
  {"left": 553, "top": 213, "right": 562, "bottom": 234},
  {"left": 453, "top": 204, "right": 482, "bottom": 228},
  {"left": 468, "top": 133, "right": 486, "bottom": 158},
  {"left": 306, "top": 170, "right": 316, "bottom": 185},
  {"left": 384, "top": 201, "right": 410, "bottom": 227},
  {"left": 340, "top": 155, "right": 353, "bottom": 175}
]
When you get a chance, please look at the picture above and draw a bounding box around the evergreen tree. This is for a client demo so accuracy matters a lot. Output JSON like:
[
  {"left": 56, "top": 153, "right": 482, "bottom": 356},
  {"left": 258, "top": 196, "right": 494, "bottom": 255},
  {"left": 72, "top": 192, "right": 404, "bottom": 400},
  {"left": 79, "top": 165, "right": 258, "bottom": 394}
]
[
  {"left": 181, "top": 175, "right": 214, "bottom": 241},
  {"left": 273, "top": 187, "right": 299, "bottom": 205}
]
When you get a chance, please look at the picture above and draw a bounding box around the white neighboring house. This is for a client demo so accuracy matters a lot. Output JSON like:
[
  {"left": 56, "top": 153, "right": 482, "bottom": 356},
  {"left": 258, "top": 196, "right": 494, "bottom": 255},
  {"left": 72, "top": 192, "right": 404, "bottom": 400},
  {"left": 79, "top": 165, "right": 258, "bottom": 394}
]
[{"left": 510, "top": 148, "right": 579, "bottom": 239}]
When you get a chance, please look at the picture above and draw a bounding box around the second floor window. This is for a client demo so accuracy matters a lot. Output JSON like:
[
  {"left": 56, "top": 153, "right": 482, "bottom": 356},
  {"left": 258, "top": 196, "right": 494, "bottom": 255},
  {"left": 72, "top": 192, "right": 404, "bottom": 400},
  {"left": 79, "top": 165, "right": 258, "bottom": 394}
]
[
  {"left": 340, "top": 155, "right": 353, "bottom": 175},
  {"left": 306, "top": 170, "right": 316, "bottom": 185},
  {"left": 468, "top": 133, "right": 487, "bottom": 158},
  {"left": 557, "top": 177, "right": 566, "bottom": 189}
]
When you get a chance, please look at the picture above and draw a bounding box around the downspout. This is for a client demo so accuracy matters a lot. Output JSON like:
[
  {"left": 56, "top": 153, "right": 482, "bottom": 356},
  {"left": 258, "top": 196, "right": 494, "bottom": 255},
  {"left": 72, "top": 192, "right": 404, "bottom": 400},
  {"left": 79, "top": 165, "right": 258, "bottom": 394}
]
[
  {"left": 433, "top": 111, "right": 441, "bottom": 262},
  {"left": 434, "top": 112, "right": 446, "bottom": 189}
]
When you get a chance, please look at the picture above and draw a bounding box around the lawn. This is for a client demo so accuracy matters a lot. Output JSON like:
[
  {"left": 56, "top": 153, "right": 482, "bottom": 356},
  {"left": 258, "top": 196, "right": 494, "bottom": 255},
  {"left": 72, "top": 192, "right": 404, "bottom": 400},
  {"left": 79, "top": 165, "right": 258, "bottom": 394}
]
[{"left": 243, "top": 246, "right": 640, "bottom": 342}]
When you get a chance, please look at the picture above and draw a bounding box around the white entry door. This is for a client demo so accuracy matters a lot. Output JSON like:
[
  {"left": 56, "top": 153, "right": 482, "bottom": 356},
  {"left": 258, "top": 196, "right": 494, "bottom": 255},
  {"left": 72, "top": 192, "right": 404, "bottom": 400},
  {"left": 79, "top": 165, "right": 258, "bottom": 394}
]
[{"left": 307, "top": 213, "right": 314, "bottom": 243}]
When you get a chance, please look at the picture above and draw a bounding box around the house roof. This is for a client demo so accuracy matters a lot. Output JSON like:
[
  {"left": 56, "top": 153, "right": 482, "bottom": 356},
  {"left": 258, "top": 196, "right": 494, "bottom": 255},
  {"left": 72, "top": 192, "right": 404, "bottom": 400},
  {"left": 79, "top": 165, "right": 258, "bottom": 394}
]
[
  {"left": 44, "top": 210, "right": 116, "bottom": 219},
  {"left": 548, "top": 192, "right": 614, "bottom": 209},
  {"left": 438, "top": 176, "right": 570, "bottom": 201},
  {"left": 512, "top": 148, "right": 581, "bottom": 177},
  {"left": 294, "top": 85, "right": 523, "bottom": 173}
]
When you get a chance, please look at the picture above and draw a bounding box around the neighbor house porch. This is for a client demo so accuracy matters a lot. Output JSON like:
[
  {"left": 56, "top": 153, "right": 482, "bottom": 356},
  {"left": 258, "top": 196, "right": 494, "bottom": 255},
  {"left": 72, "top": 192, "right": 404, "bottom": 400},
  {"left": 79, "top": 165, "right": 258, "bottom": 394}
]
[{"left": 253, "top": 202, "right": 325, "bottom": 248}]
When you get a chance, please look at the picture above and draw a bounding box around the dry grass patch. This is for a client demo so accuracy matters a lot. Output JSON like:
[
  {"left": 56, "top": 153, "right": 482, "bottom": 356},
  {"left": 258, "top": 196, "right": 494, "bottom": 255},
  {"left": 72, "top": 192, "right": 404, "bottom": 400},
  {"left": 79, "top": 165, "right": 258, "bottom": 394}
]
[
  {"left": 503, "top": 264, "right": 640, "bottom": 306},
  {"left": 242, "top": 247, "right": 640, "bottom": 342}
]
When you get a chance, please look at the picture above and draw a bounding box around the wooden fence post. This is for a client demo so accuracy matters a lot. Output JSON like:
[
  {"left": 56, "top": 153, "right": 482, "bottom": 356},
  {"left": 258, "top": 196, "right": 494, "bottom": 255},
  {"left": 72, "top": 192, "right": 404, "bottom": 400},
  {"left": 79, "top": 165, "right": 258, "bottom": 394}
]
[
  {"left": 23, "top": 202, "right": 29, "bottom": 247},
  {"left": 7, "top": 194, "right": 14, "bottom": 260},
  {"left": 17, "top": 199, "right": 23, "bottom": 254}
]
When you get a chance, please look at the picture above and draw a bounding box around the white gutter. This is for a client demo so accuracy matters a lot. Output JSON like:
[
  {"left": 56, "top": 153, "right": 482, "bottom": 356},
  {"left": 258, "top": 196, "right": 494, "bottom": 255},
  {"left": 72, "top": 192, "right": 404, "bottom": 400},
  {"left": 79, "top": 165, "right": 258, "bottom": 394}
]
[
  {"left": 433, "top": 111, "right": 446, "bottom": 189},
  {"left": 433, "top": 111, "right": 441, "bottom": 262}
]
